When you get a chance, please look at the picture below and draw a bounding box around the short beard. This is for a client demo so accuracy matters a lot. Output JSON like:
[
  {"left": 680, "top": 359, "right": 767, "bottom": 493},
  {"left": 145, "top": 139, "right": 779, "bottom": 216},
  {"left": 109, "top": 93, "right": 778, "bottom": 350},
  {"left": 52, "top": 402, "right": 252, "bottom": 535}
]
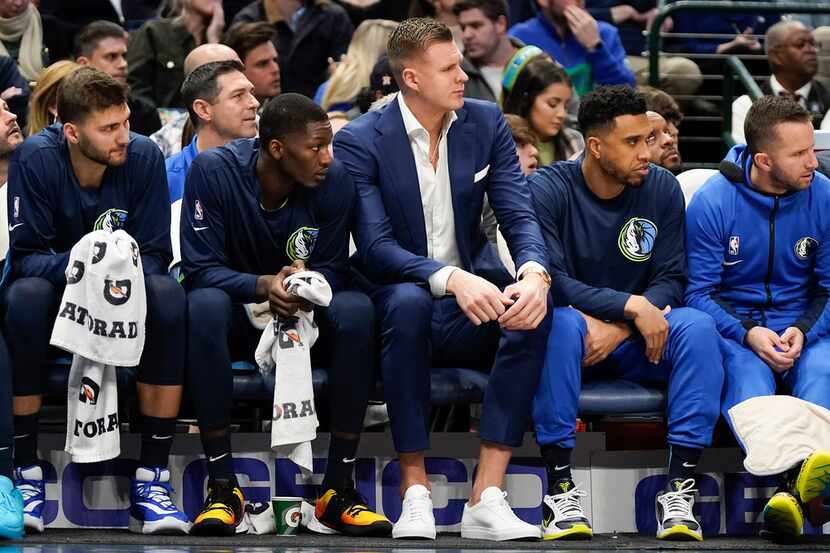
[
  {"left": 770, "top": 163, "right": 807, "bottom": 192},
  {"left": 78, "top": 135, "right": 126, "bottom": 167},
  {"left": 599, "top": 155, "right": 644, "bottom": 187}
]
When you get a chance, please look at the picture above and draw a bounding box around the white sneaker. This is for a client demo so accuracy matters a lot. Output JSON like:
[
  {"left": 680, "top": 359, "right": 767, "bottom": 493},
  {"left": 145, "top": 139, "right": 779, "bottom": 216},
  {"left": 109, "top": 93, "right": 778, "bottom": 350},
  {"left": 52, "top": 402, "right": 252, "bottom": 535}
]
[
  {"left": 461, "top": 486, "right": 541, "bottom": 541},
  {"left": 392, "top": 484, "right": 436, "bottom": 539}
]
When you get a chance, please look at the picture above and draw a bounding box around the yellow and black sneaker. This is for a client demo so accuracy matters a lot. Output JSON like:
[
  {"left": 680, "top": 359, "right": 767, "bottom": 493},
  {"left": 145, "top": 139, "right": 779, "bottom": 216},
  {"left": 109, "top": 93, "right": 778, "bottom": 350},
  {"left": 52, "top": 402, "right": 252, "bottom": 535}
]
[
  {"left": 761, "top": 492, "right": 804, "bottom": 540},
  {"left": 792, "top": 450, "right": 830, "bottom": 505},
  {"left": 190, "top": 479, "right": 249, "bottom": 536},
  {"left": 655, "top": 478, "right": 702, "bottom": 541},
  {"left": 315, "top": 487, "right": 392, "bottom": 537},
  {"left": 541, "top": 479, "right": 593, "bottom": 540}
]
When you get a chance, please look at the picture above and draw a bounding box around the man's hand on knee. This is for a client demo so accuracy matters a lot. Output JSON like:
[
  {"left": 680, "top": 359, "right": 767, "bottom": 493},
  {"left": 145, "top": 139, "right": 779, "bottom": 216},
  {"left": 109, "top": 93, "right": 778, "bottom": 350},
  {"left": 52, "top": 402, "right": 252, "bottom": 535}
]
[
  {"left": 746, "top": 326, "right": 796, "bottom": 373},
  {"left": 498, "top": 272, "right": 549, "bottom": 331},
  {"left": 581, "top": 312, "right": 632, "bottom": 366},
  {"left": 447, "top": 269, "right": 513, "bottom": 326},
  {"left": 624, "top": 295, "right": 670, "bottom": 364}
]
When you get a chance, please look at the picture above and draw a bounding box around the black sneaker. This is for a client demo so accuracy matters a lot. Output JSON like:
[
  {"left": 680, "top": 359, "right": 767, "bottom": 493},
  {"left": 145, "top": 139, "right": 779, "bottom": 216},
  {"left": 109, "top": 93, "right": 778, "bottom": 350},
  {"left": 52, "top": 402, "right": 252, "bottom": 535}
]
[
  {"left": 315, "top": 486, "right": 392, "bottom": 537},
  {"left": 190, "top": 479, "right": 249, "bottom": 536}
]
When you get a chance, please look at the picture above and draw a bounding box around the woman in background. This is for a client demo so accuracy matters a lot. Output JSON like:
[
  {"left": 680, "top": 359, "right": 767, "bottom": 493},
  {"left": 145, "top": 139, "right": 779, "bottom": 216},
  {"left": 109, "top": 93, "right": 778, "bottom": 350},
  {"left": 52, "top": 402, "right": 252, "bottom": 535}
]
[
  {"left": 316, "top": 19, "right": 398, "bottom": 117},
  {"left": 501, "top": 46, "right": 583, "bottom": 167},
  {"left": 26, "top": 60, "right": 80, "bottom": 136}
]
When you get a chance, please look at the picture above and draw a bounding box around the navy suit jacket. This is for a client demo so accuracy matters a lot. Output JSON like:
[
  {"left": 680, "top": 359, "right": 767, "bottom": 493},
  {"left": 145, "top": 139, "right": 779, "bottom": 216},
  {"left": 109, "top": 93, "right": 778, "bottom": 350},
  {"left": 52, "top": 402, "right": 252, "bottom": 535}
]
[{"left": 333, "top": 96, "right": 549, "bottom": 287}]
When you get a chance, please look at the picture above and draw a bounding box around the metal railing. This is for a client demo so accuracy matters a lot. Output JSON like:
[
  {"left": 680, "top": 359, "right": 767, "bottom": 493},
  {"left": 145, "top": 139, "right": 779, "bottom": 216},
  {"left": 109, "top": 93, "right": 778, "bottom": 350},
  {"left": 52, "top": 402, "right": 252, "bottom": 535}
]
[
  {"left": 647, "top": 0, "right": 830, "bottom": 88},
  {"left": 721, "top": 55, "right": 763, "bottom": 147}
]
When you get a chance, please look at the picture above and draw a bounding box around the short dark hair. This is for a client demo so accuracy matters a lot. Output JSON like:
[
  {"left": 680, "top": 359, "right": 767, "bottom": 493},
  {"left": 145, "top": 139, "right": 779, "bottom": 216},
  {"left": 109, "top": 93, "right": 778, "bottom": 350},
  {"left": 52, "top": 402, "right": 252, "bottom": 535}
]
[
  {"left": 638, "top": 85, "right": 683, "bottom": 126},
  {"left": 745, "top": 95, "right": 812, "bottom": 155},
  {"left": 180, "top": 60, "right": 246, "bottom": 128},
  {"left": 57, "top": 66, "right": 128, "bottom": 124},
  {"left": 578, "top": 85, "right": 647, "bottom": 137},
  {"left": 452, "top": 0, "right": 509, "bottom": 20},
  {"left": 259, "top": 93, "right": 328, "bottom": 146},
  {"left": 223, "top": 22, "right": 276, "bottom": 63},
  {"left": 74, "top": 20, "right": 126, "bottom": 59},
  {"left": 387, "top": 18, "right": 453, "bottom": 75}
]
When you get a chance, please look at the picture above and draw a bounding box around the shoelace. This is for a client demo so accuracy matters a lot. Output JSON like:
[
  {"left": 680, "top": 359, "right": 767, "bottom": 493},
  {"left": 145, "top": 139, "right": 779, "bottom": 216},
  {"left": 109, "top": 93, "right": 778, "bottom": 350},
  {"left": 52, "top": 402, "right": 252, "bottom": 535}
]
[
  {"left": 485, "top": 489, "right": 520, "bottom": 519},
  {"left": 551, "top": 484, "right": 588, "bottom": 519},
  {"left": 136, "top": 482, "right": 176, "bottom": 510},
  {"left": 16, "top": 480, "right": 42, "bottom": 503},
  {"left": 660, "top": 478, "right": 697, "bottom": 519},
  {"left": 402, "top": 496, "right": 431, "bottom": 522}
]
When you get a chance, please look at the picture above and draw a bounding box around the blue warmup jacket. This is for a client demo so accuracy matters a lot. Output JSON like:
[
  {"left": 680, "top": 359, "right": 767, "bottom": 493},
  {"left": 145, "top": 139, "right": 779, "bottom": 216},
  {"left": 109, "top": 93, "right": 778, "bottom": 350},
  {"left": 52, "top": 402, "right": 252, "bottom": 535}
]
[
  {"left": 5, "top": 124, "right": 172, "bottom": 287},
  {"left": 685, "top": 145, "right": 830, "bottom": 345},
  {"left": 180, "top": 138, "right": 355, "bottom": 303}
]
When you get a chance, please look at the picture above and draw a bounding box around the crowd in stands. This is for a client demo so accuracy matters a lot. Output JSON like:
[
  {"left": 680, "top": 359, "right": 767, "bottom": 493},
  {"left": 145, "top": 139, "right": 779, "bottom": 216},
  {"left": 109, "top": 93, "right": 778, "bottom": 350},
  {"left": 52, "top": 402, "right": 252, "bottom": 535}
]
[{"left": 0, "top": 0, "right": 827, "bottom": 545}]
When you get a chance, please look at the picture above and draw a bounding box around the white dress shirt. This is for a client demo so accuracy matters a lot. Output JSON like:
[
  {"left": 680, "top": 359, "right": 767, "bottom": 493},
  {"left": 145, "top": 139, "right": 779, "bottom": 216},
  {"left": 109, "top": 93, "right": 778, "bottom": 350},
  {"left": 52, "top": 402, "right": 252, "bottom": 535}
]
[
  {"left": 397, "top": 93, "right": 545, "bottom": 296},
  {"left": 732, "top": 75, "right": 812, "bottom": 143}
]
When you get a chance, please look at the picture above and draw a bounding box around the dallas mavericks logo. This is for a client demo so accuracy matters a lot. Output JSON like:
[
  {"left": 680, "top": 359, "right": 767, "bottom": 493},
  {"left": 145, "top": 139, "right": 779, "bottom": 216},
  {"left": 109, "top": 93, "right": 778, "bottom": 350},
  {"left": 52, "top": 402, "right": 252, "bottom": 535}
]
[
  {"left": 618, "top": 217, "right": 658, "bottom": 262},
  {"left": 795, "top": 237, "right": 818, "bottom": 260},
  {"left": 94, "top": 209, "right": 128, "bottom": 232},
  {"left": 285, "top": 226, "right": 319, "bottom": 261},
  {"left": 79, "top": 377, "right": 100, "bottom": 405},
  {"left": 103, "top": 279, "right": 132, "bottom": 305}
]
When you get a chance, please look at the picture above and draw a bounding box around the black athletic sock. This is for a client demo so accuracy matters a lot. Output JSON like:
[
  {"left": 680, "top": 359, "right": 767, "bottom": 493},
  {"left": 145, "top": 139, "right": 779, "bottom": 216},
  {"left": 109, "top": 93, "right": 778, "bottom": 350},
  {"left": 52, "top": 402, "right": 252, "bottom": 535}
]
[
  {"left": 0, "top": 443, "right": 13, "bottom": 480},
  {"left": 541, "top": 444, "right": 573, "bottom": 494},
  {"left": 667, "top": 445, "right": 702, "bottom": 487},
  {"left": 321, "top": 435, "right": 359, "bottom": 492},
  {"left": 201, "top": 430, "right": 236, "bottom": 484},
  {"left": 13, "top": 413, "right": 39, "bottom": 469},
  {"left": 139, "top": 415, "right": 176, "bottom": 469}
]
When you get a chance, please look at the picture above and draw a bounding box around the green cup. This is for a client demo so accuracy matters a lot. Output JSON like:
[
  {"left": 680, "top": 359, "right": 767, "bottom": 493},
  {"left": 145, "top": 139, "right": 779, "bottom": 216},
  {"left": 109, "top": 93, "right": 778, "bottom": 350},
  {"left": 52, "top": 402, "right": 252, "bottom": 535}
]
[{"left": 271, "top": 496, "right": 302, "bottom": 535}]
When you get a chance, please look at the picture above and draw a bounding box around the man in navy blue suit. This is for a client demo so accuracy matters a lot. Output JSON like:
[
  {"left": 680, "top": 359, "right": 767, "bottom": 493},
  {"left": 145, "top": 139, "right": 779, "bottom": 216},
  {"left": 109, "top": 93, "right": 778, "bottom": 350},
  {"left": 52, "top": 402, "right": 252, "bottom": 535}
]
[{"left": 334, "top": 17, "right": 551, "bottom": 541}]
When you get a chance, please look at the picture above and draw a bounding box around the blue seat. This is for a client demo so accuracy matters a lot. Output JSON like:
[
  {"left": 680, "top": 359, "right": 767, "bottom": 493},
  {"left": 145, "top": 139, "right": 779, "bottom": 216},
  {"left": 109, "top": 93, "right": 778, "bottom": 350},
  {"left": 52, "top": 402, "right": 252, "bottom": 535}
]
[{"left": 579, "top": 379, "right": 666, "bottom": 415}]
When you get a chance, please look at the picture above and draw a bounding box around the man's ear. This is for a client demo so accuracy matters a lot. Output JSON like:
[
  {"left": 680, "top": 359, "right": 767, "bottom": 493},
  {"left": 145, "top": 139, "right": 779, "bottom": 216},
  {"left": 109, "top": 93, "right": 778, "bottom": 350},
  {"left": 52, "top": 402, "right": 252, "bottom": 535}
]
[
  {"left": 495, "top": 15, "right": 508, "bottom": 35},
  {"left": 268, "top": 137, "right": 284, "bottom": 161},
  {"left": 401, "top": 67, "right": 418, "bottom": 93},
  {"left": 76, "top": 56, "right": 91, "bottom": 66},
  {"left": 586, "top": 135, "right": 602, "bottom": 159},
  {"left": 192, "top": 98, "right": 211, "bottom": 124},
  {"left": 63, "top": 122, "right": 80, "bottom": 145},
  {"left": 754, "top": 151, "right": 773, "bottom": 172}
]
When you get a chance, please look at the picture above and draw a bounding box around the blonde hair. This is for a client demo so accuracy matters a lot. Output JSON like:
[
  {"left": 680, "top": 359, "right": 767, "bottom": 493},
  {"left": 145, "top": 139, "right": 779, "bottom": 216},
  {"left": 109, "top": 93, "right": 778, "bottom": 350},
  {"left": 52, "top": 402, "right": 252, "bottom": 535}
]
[
  {"left": 27, "top": 60, "right": 81, "bottom": 136},
  {"left": 321, "top": 19, "right": 398, "bottom": 111}
]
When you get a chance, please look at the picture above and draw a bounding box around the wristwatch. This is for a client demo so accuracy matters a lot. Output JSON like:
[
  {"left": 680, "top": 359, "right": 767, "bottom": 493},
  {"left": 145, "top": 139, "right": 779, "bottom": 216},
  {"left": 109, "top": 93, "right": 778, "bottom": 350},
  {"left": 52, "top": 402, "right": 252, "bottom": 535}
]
[{"left": 521, "top": 267, "right": 551, "bottom": 287}]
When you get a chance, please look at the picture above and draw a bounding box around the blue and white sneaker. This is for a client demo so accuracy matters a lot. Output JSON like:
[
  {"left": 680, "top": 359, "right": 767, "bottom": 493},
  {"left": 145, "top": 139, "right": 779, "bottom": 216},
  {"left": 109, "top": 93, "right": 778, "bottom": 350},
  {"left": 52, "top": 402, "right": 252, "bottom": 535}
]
[
  {"left": 130, "top": 467, "right": 191, "bottom": 535},
  {"left": 0, "top": 475, "right": 24, "bottom": 539},
  {"left": 13, "top": 464, "right": 44, "bottom": 533}
]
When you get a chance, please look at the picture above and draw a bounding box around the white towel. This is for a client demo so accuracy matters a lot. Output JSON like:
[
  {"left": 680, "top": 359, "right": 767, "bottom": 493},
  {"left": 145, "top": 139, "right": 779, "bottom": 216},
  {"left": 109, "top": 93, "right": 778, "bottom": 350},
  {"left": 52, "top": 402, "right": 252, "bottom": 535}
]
[
  {"left": 728, "top": 395, "right": 830, "bottom": 475},
  {"left": 50, "top": 230, "right": 147, "bottom": 463},
  {"left": 252, "top": 271, "right": 332, "bottom": 473}
]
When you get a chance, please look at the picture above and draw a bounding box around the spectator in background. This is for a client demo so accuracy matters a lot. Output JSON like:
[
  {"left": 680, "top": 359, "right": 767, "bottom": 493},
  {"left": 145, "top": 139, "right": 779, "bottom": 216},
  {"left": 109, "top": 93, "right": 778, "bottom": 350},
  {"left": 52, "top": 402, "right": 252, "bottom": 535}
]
[
  {"left": 0, "top": 56, "right": 29, "bottom": 132},
  {"left": 26, "top": 60, "right": 80, "bottom": 136},
  {"left": 128, "top": 0, "right": 226, "bottom": 108},
  {"left": 501, "top": 47, "right": 583, "bottom": 166},
  {"left": 645, "top": 111, "right": 682, "bottom": 174},
  {"left": 75, "top": 21, "right": 162, "bottom": 136},
  {"left": 455, "top": 0, "right": 522, "bottom": 103},
  {"left": 504, "top": 113, "right": 540, "bottom": 174},
  {"left": 167, "top": 60, "right": 259, "bottom": 204},
  {"left": 508, "top": 0, "right": 536, "bottom": 25},
  {"left": 509, "top": 0, "right": 635, "bottom": 96},
  {"left": 38, "top": 0, "right": 164, "bottom": 29},
  {"left": 586, "top": 0, "right": 702, "bottom": 98},
  {"left": 0, "top": 0, "right": 44, "bottom": 81},
  {"left": 408, "top": 0, "right": 464, "bottom": 49},
  {"left": 354, "top": 54, "right": 400, "bottom": 113},
  {"left": 149, "top": 43, "right": 242, "bottom": 157},
  {"left": 232, "top": 0, "right": 354, "bottom": 99},
  {"left": 316, "top": 19, "right": 397, "bottom": 116},
  {"left": 223, "top": 22, "right": 281, "bottom": 103},
  {"left": 641, "top": 85, "right": 683, "bottom": 173},
  {"left": 732, "top": 21, "right": 828, "bottom": 144}
]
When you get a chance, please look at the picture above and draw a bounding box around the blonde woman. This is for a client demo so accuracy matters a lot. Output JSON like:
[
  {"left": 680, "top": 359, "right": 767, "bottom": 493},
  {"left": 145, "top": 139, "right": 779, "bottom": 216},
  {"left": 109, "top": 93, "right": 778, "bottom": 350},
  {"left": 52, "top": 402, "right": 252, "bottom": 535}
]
[
  {"left": 317, "top": 19, "right": 397, "bottom": 115},
  {"left": 27, "top": 60, "right": 80, "bottom": 136}
]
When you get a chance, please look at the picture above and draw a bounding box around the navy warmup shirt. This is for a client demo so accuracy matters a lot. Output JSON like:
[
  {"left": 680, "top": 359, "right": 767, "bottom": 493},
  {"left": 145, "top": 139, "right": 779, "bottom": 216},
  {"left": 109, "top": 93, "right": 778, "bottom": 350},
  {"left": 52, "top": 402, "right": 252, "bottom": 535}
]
[
  {"left": 528, "top": 158, "right": 686, "bottom": 321},
  {"left": 180, "top": 138, "right": 355, "bottom": 303},
  {"left": 7, "top": 124, "right": 172, "bottom": 287}
]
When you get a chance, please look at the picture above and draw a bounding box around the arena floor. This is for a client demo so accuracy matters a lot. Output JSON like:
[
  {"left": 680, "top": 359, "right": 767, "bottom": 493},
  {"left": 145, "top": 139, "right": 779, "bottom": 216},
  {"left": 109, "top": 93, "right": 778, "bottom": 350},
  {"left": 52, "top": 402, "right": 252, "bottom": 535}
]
[{"left": 6, "top": 531, "right": 830, "bottom": 552}]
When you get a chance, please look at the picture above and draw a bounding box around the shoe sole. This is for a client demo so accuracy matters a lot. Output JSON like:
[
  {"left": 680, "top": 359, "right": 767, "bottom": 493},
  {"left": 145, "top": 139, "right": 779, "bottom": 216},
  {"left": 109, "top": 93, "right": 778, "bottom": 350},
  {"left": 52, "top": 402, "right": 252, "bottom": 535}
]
[
  {"left": 762, "top": 493, "right": 804, "bottom": 538},
  {"left": 461, "top": 524, "right": 541, "bottom": 541},
  {"left": 796, "top": 451, "right": 830, "bottom": 504},
  {"left": 129, "top": 515, "right": 191, "bottom": 535},
  {"left": 190, "top": 519, "right": 237, "bottom": 537},
  {"left": 656, "top": 524, "right": 703, "bottom": 541},
  {"left": 335, "top": 521, "right": 393, "bottom": 537},
  {"left": 392, "top": 526, "right": 437, "bottom": 540},
  {"left": 543, "top": 523, "right": 593, "bottom": 540}
]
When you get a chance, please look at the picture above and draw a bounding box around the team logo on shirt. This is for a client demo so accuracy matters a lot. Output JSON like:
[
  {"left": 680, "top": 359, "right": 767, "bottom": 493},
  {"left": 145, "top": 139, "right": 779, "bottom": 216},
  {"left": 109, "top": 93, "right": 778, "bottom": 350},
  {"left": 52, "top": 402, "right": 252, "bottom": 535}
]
[
  {"left": 94, "top": 209, "right": 128, "bottom": 232},
  {"left": 67, "top": 261, "right": 85, "bottom": 284},
  {"left": 286, "top": 226, "right": 319, "bottom": 261},
  {"left": 79, "top": 376, "right": 100, "bottom": 405},
  {"left": 194, "top": 200, "right": 204, "bottom": 221},
  {"left": 729, "top": 235, "right": 740, "bottom": 256},
  {"left": 103, "top": 279, "right": 132, "bottom": 305},
  {"left": 618, "top": 217, "right": 658, "bottom": 262},
  {"left": 92, "top": 241, "right": 107, "bottom": 264},
  {"left": 795, "top": 237, "right": 818, "bottom": 260}
]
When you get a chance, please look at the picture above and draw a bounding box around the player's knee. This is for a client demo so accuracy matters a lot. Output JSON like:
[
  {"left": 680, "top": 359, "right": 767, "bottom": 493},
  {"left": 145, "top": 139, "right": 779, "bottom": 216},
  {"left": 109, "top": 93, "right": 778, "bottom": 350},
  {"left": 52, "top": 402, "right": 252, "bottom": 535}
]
[
  {"left": 187, "top": 288, "right": 232, "bottom": 331},
  {"left": 146, "top": 274, "right": 185, "bottom": 328},
  {"left": 326, "top": 290, "right": 374, "bottom": 338},
  {"left": 6, "top": 277, "right": 55, "bottom": 316}
]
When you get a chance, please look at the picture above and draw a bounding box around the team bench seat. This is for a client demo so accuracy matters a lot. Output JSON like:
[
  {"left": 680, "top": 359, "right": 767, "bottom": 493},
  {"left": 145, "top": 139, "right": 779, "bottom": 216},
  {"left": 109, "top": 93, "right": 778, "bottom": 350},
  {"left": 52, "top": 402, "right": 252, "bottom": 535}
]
[{"left": 43, "top": 358, "right": 666, "bottom": 418}]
